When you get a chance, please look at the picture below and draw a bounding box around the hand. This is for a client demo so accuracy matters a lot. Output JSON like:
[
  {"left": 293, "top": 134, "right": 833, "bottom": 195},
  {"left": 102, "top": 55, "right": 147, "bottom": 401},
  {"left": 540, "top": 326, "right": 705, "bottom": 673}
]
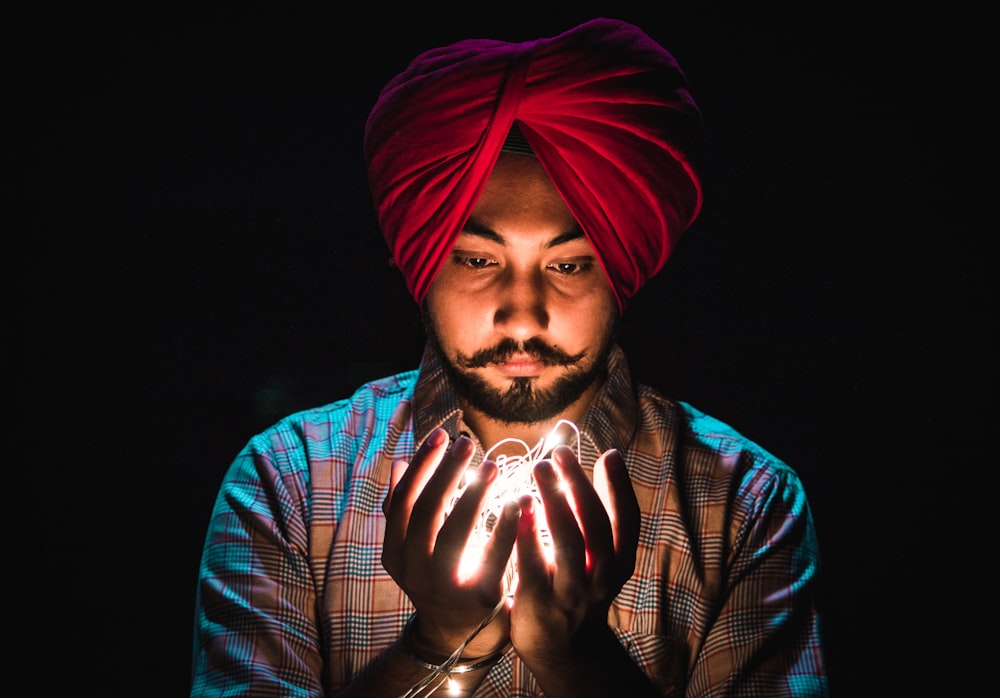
[
  {"left": 509, "top": 446, "right": 640, "bottom": 671},
  {"left": 382, "top": 428, "right": 519, "bottom": 658}
]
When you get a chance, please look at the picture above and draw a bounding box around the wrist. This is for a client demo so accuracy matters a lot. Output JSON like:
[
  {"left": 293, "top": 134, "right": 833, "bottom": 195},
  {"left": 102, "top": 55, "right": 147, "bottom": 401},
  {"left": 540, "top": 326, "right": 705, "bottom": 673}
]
[{"left": 401, "top": 613, "right": 508, "bottom": 671}]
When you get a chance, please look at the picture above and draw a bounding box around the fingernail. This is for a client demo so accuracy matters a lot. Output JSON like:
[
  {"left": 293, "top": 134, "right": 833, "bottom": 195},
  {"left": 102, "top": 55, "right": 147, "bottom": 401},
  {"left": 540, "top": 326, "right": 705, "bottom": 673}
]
[
  {"left": 452, "top": 435, "right": 474, "bottom": 457},
  {"left": 477, "top": 460, "right": 498, "bottom": 481},
  {"left": 428, "top": 428, "right": 448, "bottom": 446},
  {"left": 533, "top": 460, "right": 555, "bottom": 483}
]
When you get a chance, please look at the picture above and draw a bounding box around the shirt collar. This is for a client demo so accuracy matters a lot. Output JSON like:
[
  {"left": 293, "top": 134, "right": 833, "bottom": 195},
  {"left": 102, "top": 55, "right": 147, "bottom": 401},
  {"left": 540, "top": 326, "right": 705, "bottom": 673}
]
[{"left": 412, "top": 342, "right": 638, "bottom": 466}]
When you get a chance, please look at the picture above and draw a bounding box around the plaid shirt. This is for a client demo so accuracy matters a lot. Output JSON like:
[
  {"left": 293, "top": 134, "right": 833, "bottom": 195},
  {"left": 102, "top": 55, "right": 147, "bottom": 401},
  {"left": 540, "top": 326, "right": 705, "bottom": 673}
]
[{"left": 192, "top": 344, "right": 827, "bottom": 696}]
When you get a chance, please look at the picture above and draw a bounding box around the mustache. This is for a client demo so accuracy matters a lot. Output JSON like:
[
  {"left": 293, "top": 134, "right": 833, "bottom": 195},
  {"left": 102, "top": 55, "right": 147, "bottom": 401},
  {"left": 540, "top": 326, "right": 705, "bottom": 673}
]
[{"left": 455, "top": 337, "right": 585, "bottom": 369}]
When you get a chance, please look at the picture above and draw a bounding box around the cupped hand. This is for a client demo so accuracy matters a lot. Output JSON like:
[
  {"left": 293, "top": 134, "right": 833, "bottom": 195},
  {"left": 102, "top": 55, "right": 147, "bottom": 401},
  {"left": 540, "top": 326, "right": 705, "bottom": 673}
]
[
  {"left": 382, "top": 428, "right": 518, "bottom": 658},
  {"left": 508, "top": 446, "right": 640, "bottom": 669}
]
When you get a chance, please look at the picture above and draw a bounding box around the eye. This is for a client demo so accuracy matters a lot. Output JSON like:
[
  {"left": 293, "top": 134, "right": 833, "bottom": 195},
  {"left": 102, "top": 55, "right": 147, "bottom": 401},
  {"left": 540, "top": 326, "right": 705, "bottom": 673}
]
[
  {"left": 548, "top": 260, "right": 593, "bottom": 275},
  {"left": 455, "top": 255, "right": 496, "bottom": 269}
]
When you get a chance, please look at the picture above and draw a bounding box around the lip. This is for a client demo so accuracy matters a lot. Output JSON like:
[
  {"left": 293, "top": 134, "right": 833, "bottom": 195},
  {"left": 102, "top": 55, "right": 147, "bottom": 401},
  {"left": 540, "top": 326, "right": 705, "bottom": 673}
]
[{"left": 493, "top": 356, "right": 545, "bottom": 377}]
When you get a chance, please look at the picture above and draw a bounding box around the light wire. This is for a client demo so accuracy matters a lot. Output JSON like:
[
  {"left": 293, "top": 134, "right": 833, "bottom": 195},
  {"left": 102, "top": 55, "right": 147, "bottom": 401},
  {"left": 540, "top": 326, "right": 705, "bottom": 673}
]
[
  {"left": 398, "top": 595, "right": 507, "bottom": 698},
  {"left": 397, "top": 421, "right": 581, "bottom": 697}
]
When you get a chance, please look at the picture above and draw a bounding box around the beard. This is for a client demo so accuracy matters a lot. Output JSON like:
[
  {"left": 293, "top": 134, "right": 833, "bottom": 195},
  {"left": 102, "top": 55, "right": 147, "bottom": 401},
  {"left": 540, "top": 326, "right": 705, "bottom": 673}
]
[{"left": 422, "top": 308, "right": 617, "bottom": 425}]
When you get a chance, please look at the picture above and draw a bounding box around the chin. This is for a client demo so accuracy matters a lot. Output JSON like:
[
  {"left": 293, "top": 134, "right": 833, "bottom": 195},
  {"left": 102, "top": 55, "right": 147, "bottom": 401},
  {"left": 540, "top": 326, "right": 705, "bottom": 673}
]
[{"left": 460, "top": 369, "right": 601, "bottom": 425}]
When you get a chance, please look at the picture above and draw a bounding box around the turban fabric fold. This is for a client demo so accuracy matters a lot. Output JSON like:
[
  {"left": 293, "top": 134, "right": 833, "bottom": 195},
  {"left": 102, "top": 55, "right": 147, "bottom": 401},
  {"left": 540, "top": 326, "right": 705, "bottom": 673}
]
[{"left": 363, "top": 18, "right": 704, "bottom": 310}]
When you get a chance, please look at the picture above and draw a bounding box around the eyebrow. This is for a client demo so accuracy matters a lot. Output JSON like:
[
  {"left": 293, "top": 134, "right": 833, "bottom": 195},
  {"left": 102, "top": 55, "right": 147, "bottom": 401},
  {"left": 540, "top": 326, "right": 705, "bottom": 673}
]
[{"left": 461, "top": 218, "right": 586, "bottom": 248}]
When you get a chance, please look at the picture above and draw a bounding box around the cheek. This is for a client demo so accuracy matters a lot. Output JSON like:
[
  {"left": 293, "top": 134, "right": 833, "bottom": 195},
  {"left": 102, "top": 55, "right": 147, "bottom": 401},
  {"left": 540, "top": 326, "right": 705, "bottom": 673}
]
[
  {"left": 426, "top": 292, "right": 491, "bottom": 350},
  {"left": 552, "top": 289, "right": 617, "bottom": 346}
]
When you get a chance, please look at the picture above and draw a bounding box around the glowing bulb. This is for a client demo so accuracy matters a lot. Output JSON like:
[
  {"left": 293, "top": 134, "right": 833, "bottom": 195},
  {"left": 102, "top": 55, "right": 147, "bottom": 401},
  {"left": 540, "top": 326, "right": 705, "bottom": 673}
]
[
  {"left": 450, "top": 420, "right": 580, "bottom": 590},
  {"left": 447, "top": 678, "right": 461, "bottom": 695}
]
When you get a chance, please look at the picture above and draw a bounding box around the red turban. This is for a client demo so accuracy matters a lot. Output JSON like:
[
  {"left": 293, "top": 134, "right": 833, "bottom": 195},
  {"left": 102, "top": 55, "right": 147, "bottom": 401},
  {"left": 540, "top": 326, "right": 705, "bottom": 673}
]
[{"left": 363, "top": 18, "right": 704, "bottom": 311}]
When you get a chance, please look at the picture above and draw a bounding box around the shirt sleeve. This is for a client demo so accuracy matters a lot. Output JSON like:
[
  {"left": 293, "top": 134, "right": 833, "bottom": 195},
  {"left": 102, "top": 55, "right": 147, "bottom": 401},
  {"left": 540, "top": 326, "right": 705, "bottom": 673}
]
[
  {"left": 190, "top": 429, "right": 323, "bottom": 697},
  {"left": 687, "top": 462, "right": 828, "bottom": 697}
]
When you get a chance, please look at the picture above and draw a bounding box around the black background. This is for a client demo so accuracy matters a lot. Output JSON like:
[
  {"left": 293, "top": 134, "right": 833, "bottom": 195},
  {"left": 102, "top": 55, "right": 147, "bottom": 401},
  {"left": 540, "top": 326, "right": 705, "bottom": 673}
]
[{"left": 21, "top": 3, "right": 987, "bottom": 695}]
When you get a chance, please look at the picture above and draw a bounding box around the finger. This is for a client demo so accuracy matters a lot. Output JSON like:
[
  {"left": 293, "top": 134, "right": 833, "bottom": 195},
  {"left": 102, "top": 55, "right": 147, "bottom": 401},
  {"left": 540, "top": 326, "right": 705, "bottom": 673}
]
[
  {"left": 436, "top": 460, "right": 499, "bottom": 574},
  {"left": 390, "top": 428, "right": 450, "bottom": 516},
  {"left": 382, "top": 458, "right": 409, "bottom": 515},
  {"left": 551, "top": 445, "right": 615, "bottom": 568},
  {"left": 593, "top": 449, "right": 640, "bottom": 581},
  {"left": 550, "top": 446, "right": 614, "bottom": 591},
  {"left": 406, "top": 435, "right": 476, "bottom": 553},
  {"left": 382, "top": 429, "right": 449, "bottom": 572},
  {"left": 380, "top": 458, "right": 412, "bottom": 577},
  {"left": 513, "top": 494, "right": 547, "bottom": 599},
  {"left": 533, "top": 460, "right": 586, "bottom": 596},
  {"left": 480, "top": 499, "right": 520, "bottom": 596}
]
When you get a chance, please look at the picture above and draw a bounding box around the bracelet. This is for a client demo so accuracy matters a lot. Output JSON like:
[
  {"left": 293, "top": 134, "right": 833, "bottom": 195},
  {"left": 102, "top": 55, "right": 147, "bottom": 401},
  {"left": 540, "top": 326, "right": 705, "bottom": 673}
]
[
  {"left": 405, "top": 648, "right": 505, "bottom": 674},
  {"left": 401, "top": 615, "right": 507, "bottom": 674}
]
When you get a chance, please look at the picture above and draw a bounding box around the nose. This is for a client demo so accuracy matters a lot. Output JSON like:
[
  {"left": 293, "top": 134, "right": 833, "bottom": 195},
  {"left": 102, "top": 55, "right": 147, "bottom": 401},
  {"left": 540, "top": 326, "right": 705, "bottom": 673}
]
[{"left": 493, "top": 267, "right": 549, "bottom": 340}]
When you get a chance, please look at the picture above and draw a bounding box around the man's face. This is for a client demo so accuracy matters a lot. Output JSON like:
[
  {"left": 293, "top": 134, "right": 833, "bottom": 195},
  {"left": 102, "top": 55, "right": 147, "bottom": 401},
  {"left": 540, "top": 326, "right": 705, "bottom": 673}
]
[{"left": 423, "top": 152, "right": 619, "bottom": 425}]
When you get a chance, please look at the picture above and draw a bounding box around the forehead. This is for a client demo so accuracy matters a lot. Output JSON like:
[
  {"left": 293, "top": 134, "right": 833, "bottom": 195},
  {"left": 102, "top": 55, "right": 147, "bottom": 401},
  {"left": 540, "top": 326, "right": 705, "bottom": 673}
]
[
  {"left": 463, "top": 153, "right": 585, "bottom": 246},
  {"left": 478, "top": 152, "right": 562, "bottom": 204}
]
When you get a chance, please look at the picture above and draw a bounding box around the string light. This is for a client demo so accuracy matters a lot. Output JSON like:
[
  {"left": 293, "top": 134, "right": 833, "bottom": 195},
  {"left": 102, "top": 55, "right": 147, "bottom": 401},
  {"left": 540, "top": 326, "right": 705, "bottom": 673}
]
[
  {"left": 399, "top": 421, "right": 581, "bottom": 697},
  {"left": 455, "top": 419, "right": 580, "bottom": 586}
]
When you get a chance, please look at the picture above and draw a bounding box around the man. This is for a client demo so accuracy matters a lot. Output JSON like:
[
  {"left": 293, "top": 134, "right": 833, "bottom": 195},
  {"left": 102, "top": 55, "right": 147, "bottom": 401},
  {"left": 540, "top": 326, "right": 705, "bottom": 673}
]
[{"left": 191, "top": 18, "right": 828, "bottom": 697}]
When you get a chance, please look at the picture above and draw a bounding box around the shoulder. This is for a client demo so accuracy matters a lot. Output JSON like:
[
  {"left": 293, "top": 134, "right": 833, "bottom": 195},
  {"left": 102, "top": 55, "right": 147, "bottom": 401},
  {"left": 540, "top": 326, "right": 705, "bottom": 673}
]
[
  {"left": 635, "top": 386, "right": 805, "bottom": 500},
  {"left": 631, "top": 387, "right": 819, "bottom": 567},
  {"left": 244, "top": 368, "right": 420, "bottom": 464},
  {"left": 208, "top": 370, "right": 420, "bottom": 536}
]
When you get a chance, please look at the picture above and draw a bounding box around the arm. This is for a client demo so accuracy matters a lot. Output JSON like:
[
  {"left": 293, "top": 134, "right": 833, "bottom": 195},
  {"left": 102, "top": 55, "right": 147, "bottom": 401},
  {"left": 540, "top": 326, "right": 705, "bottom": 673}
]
[
  {"left": 687, "top": 466, "right": 828, "bottom": 697},
  {"left": 193, "top": 427, "right": 518, "bottom": 698},
  {"left": 191, "top": 445, "right": 324, "bottom": 697}
]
